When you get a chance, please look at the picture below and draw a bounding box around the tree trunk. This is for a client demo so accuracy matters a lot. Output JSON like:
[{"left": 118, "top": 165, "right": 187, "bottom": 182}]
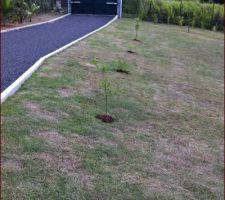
[{"left": 19, "top": 15, "right": 23, "bottom": 23}]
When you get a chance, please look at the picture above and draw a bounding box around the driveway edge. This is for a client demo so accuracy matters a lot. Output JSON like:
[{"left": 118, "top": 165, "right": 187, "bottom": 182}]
[
  {"left": 1, "top": 15, "right": 118, "bottom": 103},
  {"left": 1, "top": 14, "right": 71, "bottom": 33}
]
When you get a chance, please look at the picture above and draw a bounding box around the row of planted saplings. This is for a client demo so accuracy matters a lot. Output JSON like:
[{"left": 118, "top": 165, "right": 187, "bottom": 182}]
[{"left": 94, "top": 18, "right": 142, "bottom": 123}]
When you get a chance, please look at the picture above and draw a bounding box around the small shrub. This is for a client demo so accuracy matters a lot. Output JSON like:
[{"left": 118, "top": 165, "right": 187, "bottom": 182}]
[
  {"left": 98, "top": 63, "right": 110, "bottom": 74},
  {"left": 177, "top": 16, "right": 184, "bottom": 26},
  {"left": 113, "top": 60, "right": 130, "bottom": 74},
  {"left": 14, "top": 0, "right": 28, "bottom": 23},
  {"left": 91, "top": 57, "right": 98, "bottom": 66},
  {"left": 25, "top": 3, "right": 40, "bottom": 22}
]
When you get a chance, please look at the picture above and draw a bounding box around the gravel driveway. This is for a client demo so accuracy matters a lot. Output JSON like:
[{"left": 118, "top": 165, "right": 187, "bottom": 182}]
[{"left": 1, "top": 15, "right": 114, "bottom": 92}]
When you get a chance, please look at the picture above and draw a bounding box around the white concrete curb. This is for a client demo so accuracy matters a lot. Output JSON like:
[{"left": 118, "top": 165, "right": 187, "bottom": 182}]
[
  {"left": 1, "top": 14, "right": 70, "bottom": 33},
  {"left": 1, "top": 15, "right": 118, "bottom": 103}
]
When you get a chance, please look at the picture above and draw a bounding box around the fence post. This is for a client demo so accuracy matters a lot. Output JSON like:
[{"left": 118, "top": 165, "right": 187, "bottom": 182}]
[
  {"left": 118, "top": 0, "right": 123, "bottom": 18},
  {"left": 68, "top": 0, "right": 71, "bottom": 13}
]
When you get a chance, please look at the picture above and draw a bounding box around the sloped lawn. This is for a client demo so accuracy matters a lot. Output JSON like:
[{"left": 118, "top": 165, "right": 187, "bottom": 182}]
[{"left": 2, "top": 19, "right": 224, "bottom": 199}]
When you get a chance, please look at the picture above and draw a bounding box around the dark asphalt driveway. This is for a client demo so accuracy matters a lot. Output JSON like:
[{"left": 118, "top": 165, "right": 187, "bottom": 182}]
[{"left": 1, "top": 15, "right": 114, "bottom": 92}]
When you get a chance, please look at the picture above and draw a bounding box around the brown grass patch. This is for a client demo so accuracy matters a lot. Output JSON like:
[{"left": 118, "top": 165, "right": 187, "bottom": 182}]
[
  {"left": 71, "top": 134, "right": 116, "bottom": 149},
  {"left": 69, "top": 171, "right": 96, "bottom": 191},
  {"left": 24, "top": 102, "right": 57, "bottom": 121},
  {"left": 2, "top": 160, "right": 22, "bottom": 171},
  {"left": 32, "top": 152, "right": 55, "bottom": 163},
  {"left": 39, "top": 72, "right": 62, "bottom": 79},
  {"left": 147, "top": 135, "right": 218, "bottom": 184},
  {"left": 58, "top": 87, "right": 76, "bottom": 98},
  {"left": 33, "top": 131, "right": 82, "bottom": 173},
  {"left": 31, "top": 131, "right": 96, "bottom": 188},
  {"left": 58, "top": 71, "right": 100, "bottom": 98},
  {"left": 34, "top": 131, "right": 68, "bottom": 148}
]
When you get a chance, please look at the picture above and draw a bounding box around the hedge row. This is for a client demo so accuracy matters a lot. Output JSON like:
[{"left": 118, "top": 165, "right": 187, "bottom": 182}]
[{"left": 123, "top": 0, "right": 224, "bottom": 31}]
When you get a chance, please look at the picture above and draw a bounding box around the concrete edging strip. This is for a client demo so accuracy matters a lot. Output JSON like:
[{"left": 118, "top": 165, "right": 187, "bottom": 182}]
[
  {"left": 1, "top": 14, "right": 71, "bottom": 33},
  {"left": 1, "top": 15, "right": 118, "bottom": 103}
]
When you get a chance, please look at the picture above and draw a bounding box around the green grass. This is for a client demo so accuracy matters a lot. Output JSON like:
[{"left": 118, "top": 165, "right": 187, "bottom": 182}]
[{"left": 2, "top": 19, "right": 224, "bottom": 199}]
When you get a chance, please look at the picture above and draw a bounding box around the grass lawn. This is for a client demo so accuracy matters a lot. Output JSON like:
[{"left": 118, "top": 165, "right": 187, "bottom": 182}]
[{"left": 2, "top": 19, "right": 224, "bottom": 199}]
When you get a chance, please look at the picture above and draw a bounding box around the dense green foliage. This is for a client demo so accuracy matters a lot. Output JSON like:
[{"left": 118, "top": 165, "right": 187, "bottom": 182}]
[
  {"left": 2, "top": 0, "right": 64, "bottom": 24},
  {"left": 2, "top": 0, "right": 13, "bottom": 24},
  {"left": 123, "top": 0, "right": 224, "bottom": 31}
]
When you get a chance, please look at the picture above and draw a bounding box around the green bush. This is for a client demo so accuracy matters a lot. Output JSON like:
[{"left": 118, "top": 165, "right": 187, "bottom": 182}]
[
  {"left": 2, "top": 0, "right": 13, "bottom": 25},
  {"left": 13, "top": 0, "right": 28, "bottom": 23},
  {"left": 25, "top": 3, "right": 40, "bottom": 22},
  {"left": 123, "top": 0, "right": 224, "bottom": 31}
]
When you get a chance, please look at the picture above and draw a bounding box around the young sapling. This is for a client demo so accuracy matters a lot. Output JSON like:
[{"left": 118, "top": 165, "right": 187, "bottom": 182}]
[
  {"left": 96, "top": 64, "right": 115, "bottom": 123},
  {"left": 91, "top": 56, "right": 98, "bottom": 66},
  {"left": 134, "top": 17, "right": 141, "bottom": 41},
  {"left": 114, "top": 60, "right": 130, "bottom": 74},
  {"left": 127, "top": 44, "right": 136, "bottom": 54}
]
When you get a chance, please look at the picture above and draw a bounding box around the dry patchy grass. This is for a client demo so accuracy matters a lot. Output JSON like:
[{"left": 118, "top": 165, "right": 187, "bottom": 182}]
[{"left": 2, "top": 19, "right": 224, "bottom": 199}]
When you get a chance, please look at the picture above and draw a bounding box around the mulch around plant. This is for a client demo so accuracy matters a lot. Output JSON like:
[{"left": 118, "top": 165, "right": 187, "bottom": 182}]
[
  {"left": 115, "top": 69, "right": 130, "bottom": 74},
  {"left": 96, "top": 114, "right": 115, "bottom": 123},
  {"left": 133, "top": 39, "right": 142, "bottom": 43},
  {"left": 127, "top": 50, "right": 137, "bottom": 54}
]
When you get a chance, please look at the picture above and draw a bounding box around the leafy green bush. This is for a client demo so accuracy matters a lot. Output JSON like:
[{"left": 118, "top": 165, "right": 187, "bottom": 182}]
[
  {"left": 14, "top": 0, "right": 28, "bottom": 23},
  {"left": 25, "top": 3, "right": 40, "bottom": 22}
]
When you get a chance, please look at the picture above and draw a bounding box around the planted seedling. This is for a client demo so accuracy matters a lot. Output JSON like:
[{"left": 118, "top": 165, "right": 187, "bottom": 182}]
[
  {"left": 187, "top": 13, "right": 193, "bottom": 33},
  {"left": 91, "top": 56, "right": 98, "bottom": 66},
  {"left": 114, "top": 60, "right": 130, "bottom": 74},
  {"left": 96, "top": 64, "right": 115, "bottom": 123},
  {"left": 127, "top": 44, "right": 136, "bottom": 54},
  {"left": 134, "top": 17, "right": 141, "bottom": 42},
  {"left": 177, "top": 16, "right": 184, "bottom": 26}
]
